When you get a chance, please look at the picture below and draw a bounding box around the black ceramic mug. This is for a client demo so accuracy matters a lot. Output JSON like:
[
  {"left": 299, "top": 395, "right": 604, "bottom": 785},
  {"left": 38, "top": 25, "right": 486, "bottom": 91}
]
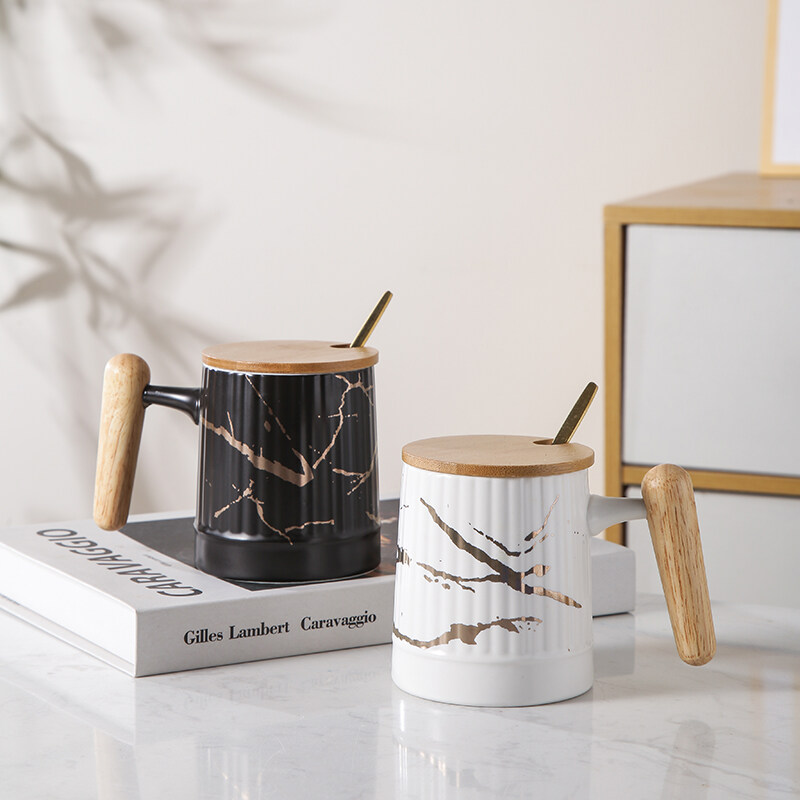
[{"left": 94, "top": 341, "right": 380, "bottom": 582}]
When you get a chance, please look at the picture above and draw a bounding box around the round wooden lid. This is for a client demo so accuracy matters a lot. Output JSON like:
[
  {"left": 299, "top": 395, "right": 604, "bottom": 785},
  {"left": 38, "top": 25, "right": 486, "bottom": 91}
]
[
  {"left": 402, "top": 435, "right": 594, "bottom": 477},
  {"left": 201, "top": 340, "right": 379, "bottom": 374}
]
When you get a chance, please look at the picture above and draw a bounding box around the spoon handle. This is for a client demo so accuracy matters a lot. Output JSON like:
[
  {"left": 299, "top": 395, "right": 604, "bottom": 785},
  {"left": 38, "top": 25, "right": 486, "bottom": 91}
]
[
  {"left": 552, "top": 382, "right": 598, "bottom": 445},
  {"left": 350, "top": 291, "right": 393, "bottom": 348}
]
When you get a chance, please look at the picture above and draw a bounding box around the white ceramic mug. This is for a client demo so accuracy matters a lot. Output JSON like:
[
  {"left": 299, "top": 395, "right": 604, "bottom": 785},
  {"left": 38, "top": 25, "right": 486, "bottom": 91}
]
[{"left": 392, "top": 435, "right": 715, "bottom": 706}]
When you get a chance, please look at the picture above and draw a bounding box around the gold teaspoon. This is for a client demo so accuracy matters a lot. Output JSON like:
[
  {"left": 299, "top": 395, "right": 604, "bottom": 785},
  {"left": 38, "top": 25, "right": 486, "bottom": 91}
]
[
  {"left": 552, "top": 382, "right": 598, "bottom": 445},
  {"left": 350, "top": 290, "right": 393, "bottom": 347}
]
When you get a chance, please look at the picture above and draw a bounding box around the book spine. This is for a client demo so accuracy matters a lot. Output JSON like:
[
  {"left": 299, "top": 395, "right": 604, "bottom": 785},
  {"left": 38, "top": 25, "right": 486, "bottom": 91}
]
[{"left": 135, "top": 578, "right": 394, "bottom": 676}]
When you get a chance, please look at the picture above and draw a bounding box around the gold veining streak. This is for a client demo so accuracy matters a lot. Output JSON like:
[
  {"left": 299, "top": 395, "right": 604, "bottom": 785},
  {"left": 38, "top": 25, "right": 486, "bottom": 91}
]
[
  {"left": 471, "top": 495, "right": 557, "bottom": 556},
  {"left": 397, "top": 546, "right": 549, "bottom": 593},
  {"left": 470, "top": 524, "right": 520, "bottom": 556},
  {"left": 393, "top": 616, "right": 542, "bottom": 648},
  {"left": 245, "top": 376, "right": 293, "bottom": 441},
  {"left": 333, "top": 444, "right": 377, "bottom": 496},
  {"left": 203, "top": 372, "right": 375, "bottom": 487},
  {"left": 397, "top": 546, "right": 476, "bottom": 592},
  {"left": 202, "top": 416, "right": 314, "bottom": 487},
  {"left": 419, "top": 498, "right": 581, "bottom": 608},
  {"left": 212, "top": 479, "right": 333, "bottom": 543},
  {"left": 524, "top": 496, "right": 559, "bottom": 542},
  {"left": 312, "top": 373, "right": 374, "bottom": 469}
]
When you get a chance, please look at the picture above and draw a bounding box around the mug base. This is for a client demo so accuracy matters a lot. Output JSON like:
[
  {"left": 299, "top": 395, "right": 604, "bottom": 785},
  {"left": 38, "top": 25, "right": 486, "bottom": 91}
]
[
  {"left": 195, "top": 528, "right": 381, "bottom": 583},
  {"left": 391, "top": 644, "right": 593, "bottom": 707}
]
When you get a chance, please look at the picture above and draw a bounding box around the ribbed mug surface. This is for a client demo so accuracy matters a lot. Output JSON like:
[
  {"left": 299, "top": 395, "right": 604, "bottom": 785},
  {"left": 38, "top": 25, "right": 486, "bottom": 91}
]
[
  {"left": 194, "top": 365, "right": 379, "bottom": 581},
  {"left": 392, "top": 465, "right": 594, "bottom": 705}
]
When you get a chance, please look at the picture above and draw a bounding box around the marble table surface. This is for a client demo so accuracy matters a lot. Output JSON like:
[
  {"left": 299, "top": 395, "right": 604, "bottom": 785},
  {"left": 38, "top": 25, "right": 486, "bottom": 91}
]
[{"left": 1, "top": 595, "right": 797, "bottom": 799}]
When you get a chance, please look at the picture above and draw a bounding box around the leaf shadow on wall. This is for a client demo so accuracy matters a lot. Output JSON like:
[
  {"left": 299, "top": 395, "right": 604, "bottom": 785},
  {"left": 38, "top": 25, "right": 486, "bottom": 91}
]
[
  {"left": 0, "top": 1, "right": 385, "bottom": 516},
  {"left": 0, "top": 120, "right": 217, "bottom": 512}
]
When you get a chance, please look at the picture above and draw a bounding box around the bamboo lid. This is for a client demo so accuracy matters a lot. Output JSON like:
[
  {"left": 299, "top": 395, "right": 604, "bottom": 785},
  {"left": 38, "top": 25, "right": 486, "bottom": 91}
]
[
  {"left": 402, "top": 435, "right": 595, "bottom": 478},
  {"left": 201, "top": 340, "right": 379, "bottom": 374}
]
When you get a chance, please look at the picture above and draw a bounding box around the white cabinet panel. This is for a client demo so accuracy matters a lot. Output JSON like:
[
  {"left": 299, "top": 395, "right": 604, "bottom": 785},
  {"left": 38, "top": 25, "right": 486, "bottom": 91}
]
[
  {"left": 623, "top": 224, "right": 800, "bottom": 476},
  {"left": 625, "top": 489, "right": 800, "bottom": 608}
]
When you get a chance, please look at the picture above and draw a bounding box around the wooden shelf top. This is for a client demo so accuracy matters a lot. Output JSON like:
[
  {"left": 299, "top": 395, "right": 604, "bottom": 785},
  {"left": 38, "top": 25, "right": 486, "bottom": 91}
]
[
  {"left": 201, "top": 340, "right": 378, "bottom": 374},
  {"left": 402, "top": 435, "right": 595, "bottom": 478},
  {"left": 604, "top": 172, "right": 800, "bottom": 228}
]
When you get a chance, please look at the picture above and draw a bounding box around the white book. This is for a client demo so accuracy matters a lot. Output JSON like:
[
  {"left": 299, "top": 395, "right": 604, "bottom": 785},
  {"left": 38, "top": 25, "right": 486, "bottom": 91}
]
[{"left": 0, "top": 500, "right": 635, "bottom": 676}]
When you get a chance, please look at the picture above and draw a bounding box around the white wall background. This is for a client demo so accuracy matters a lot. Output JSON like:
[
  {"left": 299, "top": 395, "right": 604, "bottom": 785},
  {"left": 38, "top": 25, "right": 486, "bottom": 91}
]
[{"left": 0, "top": 1, "right": 766, "bottom": 530}]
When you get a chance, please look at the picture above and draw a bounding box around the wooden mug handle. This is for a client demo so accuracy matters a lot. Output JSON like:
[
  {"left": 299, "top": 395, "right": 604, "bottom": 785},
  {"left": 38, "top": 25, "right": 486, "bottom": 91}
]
[
  {"left": 93, "top": 354, "right": 151, "bottom": 531},
  {"left": 641, "top": 464, "right": 716, "bottom": 666}
]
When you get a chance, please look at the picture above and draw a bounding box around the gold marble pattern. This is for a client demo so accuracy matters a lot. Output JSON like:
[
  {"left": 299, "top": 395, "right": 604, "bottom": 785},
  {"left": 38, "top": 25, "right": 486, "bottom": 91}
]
[
  {"left": 392, "top": 616, "right": 542, "bottom": 648},
  {"left": 394, "top": 495, "right": 582, "bottom": 650},
  {"left": 202, "top": 413, "right": 314, "bottom": 488},
  {"left": 311, "top": 373, "right": 374, "bottom": 470},
  {"left": 418, "top": 498, "right": 581, "bottom": 608},
  {"left": 206, "top": 371, "right": 377, "bottom": 539},
  {"left": 212, "top": 479, "right": 335, "bottom": 542},
  {"left": 333, "top": 444, "right": 377, "bottom": 496}
]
